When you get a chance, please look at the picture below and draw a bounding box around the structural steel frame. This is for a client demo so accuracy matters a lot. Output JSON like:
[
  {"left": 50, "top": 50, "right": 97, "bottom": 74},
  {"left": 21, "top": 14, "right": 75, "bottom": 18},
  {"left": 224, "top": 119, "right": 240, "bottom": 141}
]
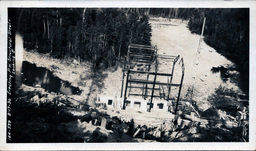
[{"left": 120, "top": 44, "right": 185, "bottom": 114}]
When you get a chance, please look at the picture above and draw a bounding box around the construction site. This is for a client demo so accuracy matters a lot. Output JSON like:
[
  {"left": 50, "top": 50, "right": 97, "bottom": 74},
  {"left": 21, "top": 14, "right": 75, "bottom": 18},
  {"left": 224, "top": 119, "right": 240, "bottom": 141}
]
[
  {"left": 98, "top": 44, "right": 185, "bottom": 112},
  {"left": 94, "top": 43, "right": 204, "bottom": 140},
  {"left": 13, "top": 17, "right": 249, "bottom": 143},
  {"left": 92, "top": 42, "right": 247, "bottom": 142}
]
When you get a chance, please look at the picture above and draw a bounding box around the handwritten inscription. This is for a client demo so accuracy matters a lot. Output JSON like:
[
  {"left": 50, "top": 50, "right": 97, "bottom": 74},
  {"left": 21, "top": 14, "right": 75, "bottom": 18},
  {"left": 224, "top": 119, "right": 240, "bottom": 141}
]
[
  {"left": 7, "top": 75, "right": 13, "bottom": 95},
  {"left": 7, "top": 19, "right": 15, "bottom": 142},
  {"left": 7, "top": 120, "right": 12, "bottom": 141},
  {"left": 7, "top": 98, "right": 12, "bottom": 117}
]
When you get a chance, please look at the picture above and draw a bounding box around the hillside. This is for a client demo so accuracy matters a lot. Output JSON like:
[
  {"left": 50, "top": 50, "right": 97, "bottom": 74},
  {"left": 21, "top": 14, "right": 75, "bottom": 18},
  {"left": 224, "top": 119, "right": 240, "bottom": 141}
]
[
  {"left": 150, "top": 17, "right": 243, "bottom": 111},
  {"left": 15, "top": 17, "right": 248, "bottom": 142}
]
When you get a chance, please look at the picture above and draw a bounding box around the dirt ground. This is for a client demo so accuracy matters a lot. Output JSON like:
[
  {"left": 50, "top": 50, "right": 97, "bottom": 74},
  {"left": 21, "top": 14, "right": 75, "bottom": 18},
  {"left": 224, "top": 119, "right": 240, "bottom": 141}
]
[
  {"left": 22, "top": 17, "right": 243, "bottom": 116},
  {"left": 150, "top": 17, "right": 242, "bottom": 111},
  {"left": 16, "top": 17, "right": 249, "bottom": 143}
]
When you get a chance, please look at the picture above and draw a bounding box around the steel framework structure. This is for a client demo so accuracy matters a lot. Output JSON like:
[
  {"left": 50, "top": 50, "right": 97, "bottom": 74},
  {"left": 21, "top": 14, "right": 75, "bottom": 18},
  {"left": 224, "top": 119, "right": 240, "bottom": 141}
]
[{"left": 120, "top": 44, "right": 185, "bottom": 114}]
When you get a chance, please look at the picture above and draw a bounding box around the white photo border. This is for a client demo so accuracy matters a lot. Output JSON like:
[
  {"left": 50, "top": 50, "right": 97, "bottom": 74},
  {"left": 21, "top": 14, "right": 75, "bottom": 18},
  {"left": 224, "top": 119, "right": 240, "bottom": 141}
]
[{"left": 0, "top": 1, "right": 255, "bottom": 150}]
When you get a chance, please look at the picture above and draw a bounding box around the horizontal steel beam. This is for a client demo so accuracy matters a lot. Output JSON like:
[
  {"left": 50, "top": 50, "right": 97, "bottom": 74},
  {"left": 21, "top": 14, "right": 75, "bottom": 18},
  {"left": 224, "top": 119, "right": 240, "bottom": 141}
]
[
  {"left": 129, "top": 43, "right": 154, "bottom": 48},
  {"left": 129, "top": 50, "right": 155, "bottom": 55},
  {"left": 129, "top": 45, "right": 155, "bottom": 50},
  {"left": 128, "top": 93, "right": 162, "bottom": 97},
  {"left": 129, "top": 59, "right": 153, "bottom": 64},
  {"left": 128, "top": 79, "right": 180, "bottom": 86},
  {"left": 129, "top": 70, "right": 173, "bottom": 76},
  {"left": 129, "top": 54, "right": 153, "bottom": 58},
  {"left": 157, "top": 54, "right": 177, "bottom": 58},
  {"left": 127, "top": 86, "right": 160, "bottom": 90}
]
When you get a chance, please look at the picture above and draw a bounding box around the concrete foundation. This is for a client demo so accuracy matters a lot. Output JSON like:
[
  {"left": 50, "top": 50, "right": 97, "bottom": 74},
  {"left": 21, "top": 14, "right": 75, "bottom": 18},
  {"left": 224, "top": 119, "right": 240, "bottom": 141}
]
[{"left": 97, "top": 95, "right": 169, "bottom": 112}]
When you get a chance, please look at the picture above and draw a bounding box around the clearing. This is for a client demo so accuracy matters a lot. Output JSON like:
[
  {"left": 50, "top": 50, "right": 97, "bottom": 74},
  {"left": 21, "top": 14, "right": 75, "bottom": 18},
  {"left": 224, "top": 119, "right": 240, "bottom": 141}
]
[{"left": 16, "top": 17, "right": 246, "bottom": 142}]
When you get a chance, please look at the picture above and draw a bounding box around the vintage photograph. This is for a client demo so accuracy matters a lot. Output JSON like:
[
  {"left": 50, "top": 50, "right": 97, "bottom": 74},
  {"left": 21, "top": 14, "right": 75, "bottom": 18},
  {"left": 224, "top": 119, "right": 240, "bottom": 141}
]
[{"left": 8, "top": 7, "right": 250, "bottom": 143}]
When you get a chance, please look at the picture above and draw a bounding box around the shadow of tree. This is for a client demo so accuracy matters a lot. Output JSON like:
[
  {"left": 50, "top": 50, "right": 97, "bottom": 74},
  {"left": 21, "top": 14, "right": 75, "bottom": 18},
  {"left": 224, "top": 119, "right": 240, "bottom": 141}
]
[{"left": 85, "top": 71, "right": 108, "bottom": 106}]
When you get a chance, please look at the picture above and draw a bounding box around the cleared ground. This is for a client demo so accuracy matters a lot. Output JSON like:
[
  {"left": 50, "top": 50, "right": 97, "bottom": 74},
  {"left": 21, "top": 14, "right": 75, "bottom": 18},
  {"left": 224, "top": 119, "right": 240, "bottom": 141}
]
[
  {"left": 150, "top": 17, "right": 241, "bottom": 111},
  {"left": 24, "top": 18, "right": 241, "bottom": 111}
]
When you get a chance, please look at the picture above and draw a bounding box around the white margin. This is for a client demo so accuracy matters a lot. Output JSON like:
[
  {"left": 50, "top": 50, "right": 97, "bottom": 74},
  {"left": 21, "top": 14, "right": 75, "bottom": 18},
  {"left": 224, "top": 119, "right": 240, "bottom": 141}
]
[{"left": 0, "top": 1, "right": 255, "bottom": 150}]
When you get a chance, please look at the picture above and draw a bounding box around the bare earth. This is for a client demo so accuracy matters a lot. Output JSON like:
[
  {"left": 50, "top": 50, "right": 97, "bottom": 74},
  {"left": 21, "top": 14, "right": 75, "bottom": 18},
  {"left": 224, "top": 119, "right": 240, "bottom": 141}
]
[
  {"left": 150, "top": 18, "right": 241, "bottom": 111},
  {"left": 23, "top": 18, "right": 242, "bottom": 113},
  {"left": 17, "top": 17, "right": 247, "bottom": 142}
]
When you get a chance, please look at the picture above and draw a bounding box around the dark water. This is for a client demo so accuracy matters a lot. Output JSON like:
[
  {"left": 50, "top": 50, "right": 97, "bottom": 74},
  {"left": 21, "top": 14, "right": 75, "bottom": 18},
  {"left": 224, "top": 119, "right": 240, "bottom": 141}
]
[{"left": 19, "top": 61, "right": 82, "bottom": 95}]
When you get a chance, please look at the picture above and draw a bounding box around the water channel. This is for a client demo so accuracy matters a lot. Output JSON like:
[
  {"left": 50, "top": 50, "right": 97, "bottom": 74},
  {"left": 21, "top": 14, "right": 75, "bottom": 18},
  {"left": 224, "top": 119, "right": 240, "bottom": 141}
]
[{"left": 17, "top": 61, "right": 82, "bottom": 95}]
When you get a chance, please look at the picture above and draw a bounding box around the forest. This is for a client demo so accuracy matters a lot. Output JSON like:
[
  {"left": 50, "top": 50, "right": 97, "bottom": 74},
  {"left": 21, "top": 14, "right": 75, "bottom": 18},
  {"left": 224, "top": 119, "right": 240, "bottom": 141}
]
[
  {"left": 12, "top": 8, "right": 250, "bottom": 143},
  {"left": 15, "top": 8, "right": 151, "bottom": 69},
  {"left": 15, "top": 8, "right": 249, "bottom": 92},
  {"left": 148, "top": 8, "right": 249, "bottom": 93},
  {"left": 187, "top": 8, "right": 249, "bottom": 93}
]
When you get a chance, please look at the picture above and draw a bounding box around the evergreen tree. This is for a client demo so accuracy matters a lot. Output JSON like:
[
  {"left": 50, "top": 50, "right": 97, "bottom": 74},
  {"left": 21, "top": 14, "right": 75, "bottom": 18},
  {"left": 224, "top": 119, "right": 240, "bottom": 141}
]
[{"left": 16, "top": 8, "right": 152, "bottom": 69}]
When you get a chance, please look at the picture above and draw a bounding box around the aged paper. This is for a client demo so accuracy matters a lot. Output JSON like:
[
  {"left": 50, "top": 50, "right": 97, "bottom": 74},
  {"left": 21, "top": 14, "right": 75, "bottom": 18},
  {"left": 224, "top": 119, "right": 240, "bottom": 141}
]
[{"left": 0, "top": 1, "right": 255, "bottom": 150}]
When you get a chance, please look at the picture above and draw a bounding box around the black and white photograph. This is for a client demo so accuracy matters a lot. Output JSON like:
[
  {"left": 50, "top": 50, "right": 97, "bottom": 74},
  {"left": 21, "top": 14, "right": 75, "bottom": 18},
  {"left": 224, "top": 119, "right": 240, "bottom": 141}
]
[{"left": 1, "top": 1, "right": 255, "bottom": 150}]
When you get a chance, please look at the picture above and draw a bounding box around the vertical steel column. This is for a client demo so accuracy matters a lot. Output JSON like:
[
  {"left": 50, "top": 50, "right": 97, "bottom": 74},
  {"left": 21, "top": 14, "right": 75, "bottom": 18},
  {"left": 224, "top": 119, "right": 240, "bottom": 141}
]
[
  {"left": 120, "top": 61, "right": 126, "bottom": 97},
  {"left": 122, "top": 45, "right": 131, "bottom": 100},
  {"left": 155, "top": 46, "right": 158, "bottom": 72},
  {"left": 167, "top": 55, "right": 179, "bottom": 102},
  {"left": 148, "top": 50, "right": 158, "bottom": 112},
  {"left": 149, "top": 71, "right": 157, "bottom": 112},
  {"left": 144, "top": 65, "right": 151, "bottom": 99},
  {"left": 166, "top": 61, "right": 175, "bottom": 101},
  {"left": 175, "top": 58, "right": 185, "bottom": 115},
  {"left": 123, "top": 69, "right": 130, "bottom": 110}
]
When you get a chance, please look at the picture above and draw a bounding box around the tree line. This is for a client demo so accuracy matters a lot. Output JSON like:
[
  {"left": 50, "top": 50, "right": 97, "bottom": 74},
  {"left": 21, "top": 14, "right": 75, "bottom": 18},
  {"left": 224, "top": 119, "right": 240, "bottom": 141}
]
[
  {"left": 189, "top": 8, "right": 249, "bottom": 93},
  {"left": 188, "top": 8, "right": 249, "bottom": 92},
  {"left": 15, "top": 8, "right": 151, "bottom": 69},
  {"left": 146, "top": 8, "right": 249, "bottom": 93},
  {"left": 15, "top": 8, "right": 249, "bottom": 92}
]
